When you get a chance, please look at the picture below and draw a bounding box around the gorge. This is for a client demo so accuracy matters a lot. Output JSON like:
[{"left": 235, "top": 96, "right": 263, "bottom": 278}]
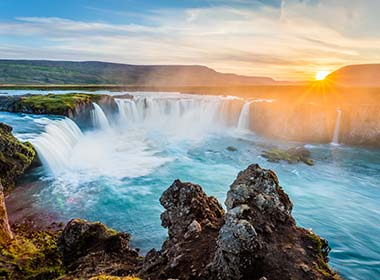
[{"left": 0, "top": 90, "right": 379, "bottom": 279}]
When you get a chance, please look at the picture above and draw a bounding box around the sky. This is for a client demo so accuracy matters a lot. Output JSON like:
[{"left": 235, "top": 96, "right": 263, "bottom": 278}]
[{"left": 0, "top": 0, "right": 379, "bottom": 81}]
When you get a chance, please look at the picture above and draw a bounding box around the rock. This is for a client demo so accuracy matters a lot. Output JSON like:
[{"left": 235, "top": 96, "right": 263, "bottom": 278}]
[
  {"left": 227, "top": 146, "right": 238, "bottom": 152},
  {"left": 262, "top": 146, "right": 314, "bottom": 166},
  {"left": 207, "top": 164, "right": 338, "bottom": 279},
  {"left": 0, "top": 122, "right": 36, "bottom": 192},
  {"left": 141, "top": 179, "right": 224, "bottom": 280},
  {"left": 0, "top": 93, "right": 118, "bottom": 128},
  {"left": 59, "top": 219, "right": 142, "bottom": 279},
  {"left": 0, "top": 183, "right": 13, "bottom": 244}
]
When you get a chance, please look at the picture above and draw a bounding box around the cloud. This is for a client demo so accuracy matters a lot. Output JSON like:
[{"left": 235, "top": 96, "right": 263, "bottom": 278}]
[{"left": 0, "top": 0, "right": 379, "bottom": 80}]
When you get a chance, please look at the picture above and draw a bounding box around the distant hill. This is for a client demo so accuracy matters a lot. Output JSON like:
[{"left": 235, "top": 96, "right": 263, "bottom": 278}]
[
  {"left": 327, "top": 64, "right": 380, "bottom": 86},
  {"left": 0, "top": 59, "right": 278, "bottom": 86}
]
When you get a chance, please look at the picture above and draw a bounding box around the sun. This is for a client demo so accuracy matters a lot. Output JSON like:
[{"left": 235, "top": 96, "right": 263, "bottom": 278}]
[{"left": 315, "top": 71, "right": 330, "bottom": 81}]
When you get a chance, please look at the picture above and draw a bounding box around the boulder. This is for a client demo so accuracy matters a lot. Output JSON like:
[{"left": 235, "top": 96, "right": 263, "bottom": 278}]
[
  {"left": 262, "top": 146, "right": 314, "bottom": 166},
  {"left": 59, "top": 219, "right": 142, "bottom": 279}
]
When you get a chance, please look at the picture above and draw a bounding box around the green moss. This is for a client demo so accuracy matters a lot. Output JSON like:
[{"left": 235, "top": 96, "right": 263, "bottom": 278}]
[
  {"left": 18, "top": 93, "right": 96, "bottom": 115},
  {"left": 0, "top": 124, "right": 36, "bottom": 192},
  {"left": 308, "top": 232, "right": 340, "bottom": 279},
  {"left": 0, "top": 224, "right": 66, "bottom": 280},
  {"left": 262, "top": 147, "right": 314, "bottom": 166}
]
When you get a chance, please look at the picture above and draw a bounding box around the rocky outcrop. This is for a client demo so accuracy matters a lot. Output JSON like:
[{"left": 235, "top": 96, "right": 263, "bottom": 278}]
[
  {"left": 207, "top": 164, "right": 337, "bottom": 279},
  {"left": 59, "top": 219, "right": 142, "bottom": 279},
  {"left": 0, "top": 122, "right": 36, "bottom": 192},
  {"left": 0, "top": 164, "right": 338, "bottom": 279},
  {"left": 141, "top": 165, "right": 339, "bottom": 280},
  {"left": 141, "top": 180, "right": 225, "bottom": 279},
  {"left": 247, "top": 101, "right": 380, "bottom": 147},
  {"left": 0, "top": 93, "right": 118, "bottom": 127},
  {"left": 0, "top": 183, "right": 13, "bottom": 244},
  {"left": 262, "top": 146, "right": 314, "bottom": 166}
]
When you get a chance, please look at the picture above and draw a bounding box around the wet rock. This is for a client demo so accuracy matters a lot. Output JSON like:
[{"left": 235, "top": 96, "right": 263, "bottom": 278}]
[
  {"left": 0, "top": 122, "right": 36, "bottom": 192},
  {"left": 262, "top": 146, "right": 314, "bottom": 166},
  {"left": 141, "top": 179, "right": 224, "bottom": 280},
  {"left": 0, "top": 183, "right": 13, "bottom": 244},
  {"left": 227, "top": 146, "right": 238, "bottom": 152},
  {"left": 207, "top": 164, "right": 338, "bottom": 279},
  {"left": 59, "top": 219, "right": 142, "bottom": 279}
]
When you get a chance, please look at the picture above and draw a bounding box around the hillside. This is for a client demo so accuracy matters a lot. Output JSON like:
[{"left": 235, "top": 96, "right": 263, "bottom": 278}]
[
  {"left": 0, "top": 60, "right": 277, "bottom": 86},
  {"left": 327, "top": 64, "right": 380, "bottom": 86}
]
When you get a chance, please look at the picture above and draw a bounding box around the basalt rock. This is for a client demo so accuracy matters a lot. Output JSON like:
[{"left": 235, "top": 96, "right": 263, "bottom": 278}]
[
  {"left": 141, "top": 165, "right": 339, "bottom": 280},
  {"left": 0, "top": 122, "right": 36, "bottom": 192},
  {"left": 59, "top": 219, "right": 142, "bottom": 279},
  {"left": 207, "top": 164, "right": 338, "bottom": 279},
  {"left": 140, "top": 179, "right": 225, "bottom": 279}
]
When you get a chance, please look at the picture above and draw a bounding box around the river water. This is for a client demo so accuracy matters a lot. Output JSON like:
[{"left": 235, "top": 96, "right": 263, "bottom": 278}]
[{"left": 1, "top": 91, "right": 379, "bottom": 280}]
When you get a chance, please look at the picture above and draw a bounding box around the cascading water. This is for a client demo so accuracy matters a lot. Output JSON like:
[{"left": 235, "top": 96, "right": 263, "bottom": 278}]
[
  {"left": 115, "top": 95, "right": 234, "bottom": 138},
  {"left": 331, "top": 109, "right": 342, "bottom": 145},
  {"left": 237, "top": 101, "right": 252, "bottom": 130},
  {"left": 3, "top": 91, "right": 380, "bottom": 280},
  {"left": 91, "top": 103, "right": 110, "bottom": 129},
  {"left": 30, "top": 118, "right": 83, "bottom": 175}
]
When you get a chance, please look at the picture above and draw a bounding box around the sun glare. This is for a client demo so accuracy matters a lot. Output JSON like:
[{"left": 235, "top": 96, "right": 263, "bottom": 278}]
[{"left": 315, "top": 71, "right": 330, "bottom": 81}]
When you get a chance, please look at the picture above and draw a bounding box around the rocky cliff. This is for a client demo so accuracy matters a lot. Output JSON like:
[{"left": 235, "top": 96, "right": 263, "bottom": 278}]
[
  {"left": 0, "top": 122, "right": 36, "bottom": 192},
  {"left": 0, "top": 93, "right": 118, "bottom": 127}
]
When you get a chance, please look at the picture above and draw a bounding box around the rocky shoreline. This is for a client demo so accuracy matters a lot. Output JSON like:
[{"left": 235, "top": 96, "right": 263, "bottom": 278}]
[{"left": 0, "top": 122, "right": 340, "bottom": 279}]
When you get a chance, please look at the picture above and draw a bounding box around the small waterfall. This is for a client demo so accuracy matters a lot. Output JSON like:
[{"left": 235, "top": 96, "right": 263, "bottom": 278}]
[
  {"left": 91, "top": 103, "right": 110, "bottom": 129},
  {"left": 331, "top": 109, "right": 342, "bottom": 145},
  {"left": 237, "top": 101, "right": 252, "bottom": 130},
  {"left": 31, "top": 118, "right": 83, "bottom": 175}
]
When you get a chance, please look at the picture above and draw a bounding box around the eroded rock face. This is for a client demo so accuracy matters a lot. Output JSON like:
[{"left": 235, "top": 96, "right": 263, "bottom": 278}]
[
  {"left": 0, "top": 183, "right": 13, "bottom": 244},
  {"left": 59, "top": 219, "right": 142, "bottom": 279},
  {"left": 141, "top": 165, "right": 339, "bottom": 280},
  {"left": 141, "top": 179, "right": 225, "bottom": 279},
  {"left": 207, "top": 164, "right": 338, "bottom": 280}
]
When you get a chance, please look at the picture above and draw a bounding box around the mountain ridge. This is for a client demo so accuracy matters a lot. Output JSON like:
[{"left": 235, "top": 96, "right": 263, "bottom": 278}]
[
  {"left": 0, "top": 59, "right": 279, "bottom": 86},
  {"left": 327, "top": 63, "right": 380, "bottom": 86}
]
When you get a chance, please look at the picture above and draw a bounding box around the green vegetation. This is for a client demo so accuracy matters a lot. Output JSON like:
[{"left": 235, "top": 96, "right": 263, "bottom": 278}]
[
  {"left": 308, "top": 232, "right": 341, "bottom": 279},
  {"left": 261, "top": 147, "right": 314, "bottom": 166},
  {"left": 18, "top": 93, "right": 98, "bottom": 115},
  {"left": 0, "top": 123, "right": 36, "bottom": 192},
  {"left": 0, "top": 224, "right": 65, "bottom": 280},
  {"left": 89, "top": 276, "right": 141, "bottom": 280}
]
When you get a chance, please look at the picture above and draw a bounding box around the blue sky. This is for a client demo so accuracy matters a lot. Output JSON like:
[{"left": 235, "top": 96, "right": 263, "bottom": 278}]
[{"left": 0, "top": 0, "right": 379, "bottom": 80}]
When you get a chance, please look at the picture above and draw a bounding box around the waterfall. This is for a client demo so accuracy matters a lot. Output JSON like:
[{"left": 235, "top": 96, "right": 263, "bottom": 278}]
[
  {"left": 237, "top": 101, "right": 252, "bottom": 130},
  {"left": 115, "top": 95, "right": 232, "bottom": 132},
  {"left": 31, "top": 118, "right": 83, "bottom": 175},
  {"left": 91, "top": 103, "right": 110, "bottom": 129},
  {"left": 331, "top": 109, "right": 342, "bottom": 145}
]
